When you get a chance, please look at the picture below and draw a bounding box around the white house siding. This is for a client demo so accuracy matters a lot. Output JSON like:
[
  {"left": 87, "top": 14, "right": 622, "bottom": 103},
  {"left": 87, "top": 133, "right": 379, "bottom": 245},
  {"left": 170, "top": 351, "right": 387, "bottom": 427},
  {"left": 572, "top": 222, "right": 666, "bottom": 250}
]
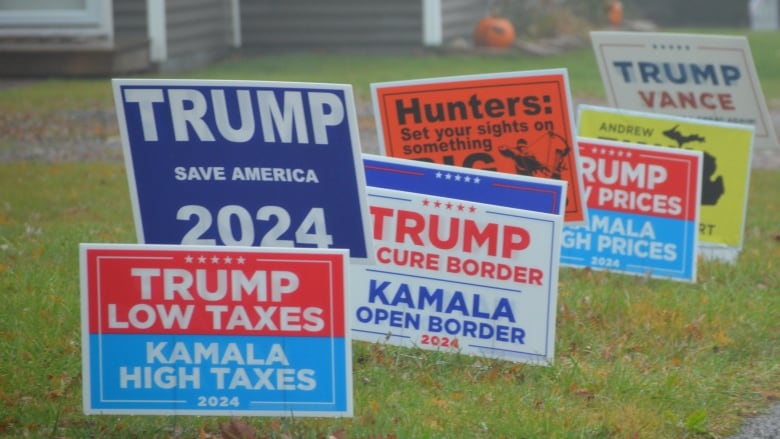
[
  {"left": 162, "top": 0, "right": 234, "bottom": 71},
  {"left": 240, "top": 0, "right": 423, "bottom": 51},
  {"left": 440, "top": 0, "right": 485, "bottom": 43},
  {"left": 0, "top": 0, "right": 486, "bottom": 76},
  {"left": 113, "top": 0, "right": 148, "bottom": 40}
]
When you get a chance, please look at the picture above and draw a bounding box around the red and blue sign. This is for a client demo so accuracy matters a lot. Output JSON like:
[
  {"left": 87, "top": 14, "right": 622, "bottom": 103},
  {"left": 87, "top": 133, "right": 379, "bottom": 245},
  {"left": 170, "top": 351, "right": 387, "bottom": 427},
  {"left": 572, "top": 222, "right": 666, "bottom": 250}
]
[
  {"left": 363, "top": 154, "right": 566, "bottom": 216},
  {"left": 80, "top": 244, "right": 352, "bottom": 416},
  {"left": 351, "top": 187, "right": 562, "bottom": 364},
  {"left": 113, "top": 79, "right": 373, "bottom": 263},
  {"left": 561, "top": 139, "right": 702, "bottom": 282},
  {"left": 352, "top": 156, "right": 565, "bottom": 364}
]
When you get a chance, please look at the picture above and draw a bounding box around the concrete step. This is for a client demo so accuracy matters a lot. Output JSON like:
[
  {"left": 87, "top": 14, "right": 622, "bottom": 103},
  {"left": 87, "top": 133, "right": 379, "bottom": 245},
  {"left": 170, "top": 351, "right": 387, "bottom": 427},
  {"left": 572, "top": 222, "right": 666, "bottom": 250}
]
[{"left": 0, "top": 35, "right": 150, "bottom": 77}]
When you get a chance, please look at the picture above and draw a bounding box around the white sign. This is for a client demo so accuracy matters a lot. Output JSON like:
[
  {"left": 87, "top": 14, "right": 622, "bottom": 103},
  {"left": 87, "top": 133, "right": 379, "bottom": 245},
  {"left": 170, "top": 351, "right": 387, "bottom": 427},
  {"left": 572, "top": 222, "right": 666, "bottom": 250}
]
[
  {"left": 591, "top": 31, "right": 777, "bottom": 149},
  {"left": 351, "top": 187, "right": 562, "bottom": 365}
]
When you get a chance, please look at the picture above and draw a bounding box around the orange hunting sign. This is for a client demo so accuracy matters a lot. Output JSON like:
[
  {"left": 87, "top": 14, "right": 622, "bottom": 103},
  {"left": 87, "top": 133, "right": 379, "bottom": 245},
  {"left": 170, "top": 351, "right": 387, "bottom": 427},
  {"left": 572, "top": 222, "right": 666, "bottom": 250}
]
[{"left": 371, "top": 70, "right": 586, "bottom": 223}]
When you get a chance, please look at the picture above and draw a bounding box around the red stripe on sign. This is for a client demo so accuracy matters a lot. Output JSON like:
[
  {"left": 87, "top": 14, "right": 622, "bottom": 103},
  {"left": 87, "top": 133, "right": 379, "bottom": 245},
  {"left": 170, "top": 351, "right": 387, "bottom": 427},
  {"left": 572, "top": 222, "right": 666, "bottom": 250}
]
[{"left": 86, "top": 248, "right": 345, "bottom": 337}]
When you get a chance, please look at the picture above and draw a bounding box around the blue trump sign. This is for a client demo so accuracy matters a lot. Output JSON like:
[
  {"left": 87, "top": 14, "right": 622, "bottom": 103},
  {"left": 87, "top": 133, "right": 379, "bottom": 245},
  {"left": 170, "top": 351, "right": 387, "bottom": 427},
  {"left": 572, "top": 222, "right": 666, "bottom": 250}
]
[{"left": 113, "top": 79, "right": 373, "bottom": 262}]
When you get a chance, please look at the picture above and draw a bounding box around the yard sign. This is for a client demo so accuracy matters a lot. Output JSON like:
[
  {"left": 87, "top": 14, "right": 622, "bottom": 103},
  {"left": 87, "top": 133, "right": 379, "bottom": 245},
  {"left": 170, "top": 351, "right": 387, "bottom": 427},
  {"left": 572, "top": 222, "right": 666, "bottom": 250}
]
[
  {"left": 113, "top": 79, "right": 373, "bottom": 263},
  {"left": 352, "top": 188, "right": 562, "bottom": 364},
  {"left": 561, "top": 139, "right": 702, "bottom": 282},
  {"left": 80, "top": 243, "right": 352, "bottom": 416},
  {"left": 590, "top": 31, "right": 778, "bottom": 149},
  {"left": 371, "top": 70, "right": 587, "bottom": 223},
  {"left": 353, "top": 157, "right": 564, "bottom": 365},
  {"left": 363, "top": 153, "right": 566, "bottom": 216},
  {"left": 578, "top": 104, "right": 754, "bottom": 263}
]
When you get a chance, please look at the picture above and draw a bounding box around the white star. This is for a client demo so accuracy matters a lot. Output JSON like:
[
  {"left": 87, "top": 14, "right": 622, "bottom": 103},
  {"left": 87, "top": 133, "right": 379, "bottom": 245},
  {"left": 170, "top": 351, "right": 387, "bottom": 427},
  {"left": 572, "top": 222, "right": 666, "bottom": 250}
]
[
  {"left": 445, "top": 173, "right": 452, "bottom": 180},
  {"left": 237, "top": 256, "right": 246, "bottom": 264},
  {"left": 454, "top": 174, "right": 462, "bottom": 181},
  {"left": 436, "top": 171, "right": 443, "bottom": 179},
  {"left": 473, "top": 177, "right": 481, "bottom": 184},
  {"left": 211, "top": 255, "right": 220, "bottom": 264},
  {"left": 464, "top": 176, "right": 472, "bottom": 183},
  {"left": 224, "top": 256, "right": 233, "bottom": 264},
  {"left": 198, "top": 255, "right": 207, "bottom": 263},
  {"left": 185, "top": 255, "right": 194, "bottom": 263}
]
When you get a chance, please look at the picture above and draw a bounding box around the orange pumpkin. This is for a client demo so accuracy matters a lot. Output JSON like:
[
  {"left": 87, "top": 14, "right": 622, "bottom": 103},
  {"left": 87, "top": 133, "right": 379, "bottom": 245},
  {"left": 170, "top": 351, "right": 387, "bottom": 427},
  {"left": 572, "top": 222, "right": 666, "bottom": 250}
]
[
  {"left": 474, "top": 16, "right": 516, "bottom": 49},
  {"left": 608, "top": 1, "right": 623, "bottom": 27}
]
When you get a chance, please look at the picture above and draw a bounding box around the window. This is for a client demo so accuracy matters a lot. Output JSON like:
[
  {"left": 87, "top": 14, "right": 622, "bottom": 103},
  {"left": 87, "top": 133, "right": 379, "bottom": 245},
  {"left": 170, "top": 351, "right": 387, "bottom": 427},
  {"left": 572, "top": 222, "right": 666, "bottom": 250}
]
[{"left": 0, "top": 0, "right": 113, "bottom": 41}]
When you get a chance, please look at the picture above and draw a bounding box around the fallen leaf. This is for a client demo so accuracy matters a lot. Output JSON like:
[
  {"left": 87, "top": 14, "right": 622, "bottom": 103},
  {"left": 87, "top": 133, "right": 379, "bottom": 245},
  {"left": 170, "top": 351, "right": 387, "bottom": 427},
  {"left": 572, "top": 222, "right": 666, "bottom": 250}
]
[
  {"left": 713, "top": 330, "right": 735, "bottom": 348},
  {"left": 757, "top": 389, "right": 780, "bottom": 401},
  {"left": 570, "top": 383, "right": 595, "bottom": 400},
  {"left": 219, "top": 418, "right": 256, "bottom": 439},
  {"left": 684, "top": 314, "right": 705, "bottom": 340},
  {"left": 429, "top": 397, "right": 447, "bottom": 409}
]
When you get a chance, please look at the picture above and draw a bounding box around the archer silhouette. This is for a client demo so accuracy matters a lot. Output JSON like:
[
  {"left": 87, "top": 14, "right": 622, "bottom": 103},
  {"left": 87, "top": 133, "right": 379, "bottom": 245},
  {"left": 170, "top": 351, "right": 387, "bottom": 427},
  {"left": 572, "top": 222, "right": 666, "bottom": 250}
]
[
  {"left": 662, "top": 124, "right": 723, "bottom": 205},
  {"left": 498, "top": 138, "right": 551, "bottom": 177},
  {"left": 498, "top": 131, "right": 570, "bottom": 179},
  {"left": 547, "top": 131, "right": 571, "bottom": 179}
]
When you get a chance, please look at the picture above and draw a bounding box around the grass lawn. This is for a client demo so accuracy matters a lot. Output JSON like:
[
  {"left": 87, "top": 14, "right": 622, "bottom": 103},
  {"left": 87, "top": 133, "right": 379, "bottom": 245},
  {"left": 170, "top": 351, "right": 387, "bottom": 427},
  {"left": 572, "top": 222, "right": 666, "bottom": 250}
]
[{"left": 0, "top": 30, "right": 779, "bottom": 438}]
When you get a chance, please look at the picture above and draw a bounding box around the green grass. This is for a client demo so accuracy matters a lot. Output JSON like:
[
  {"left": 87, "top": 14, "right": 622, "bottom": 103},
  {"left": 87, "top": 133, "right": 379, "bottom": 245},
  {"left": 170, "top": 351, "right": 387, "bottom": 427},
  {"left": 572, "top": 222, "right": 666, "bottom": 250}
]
[
  {"left": 1, "top": 29, "right": 779, "bottom": 438},
  {"left": 1, "top": 164, "right": 777, "bottom": 437},
  {"left": 745, "top": 31, "right": 780, "bottom": 102},
  {"left": 193, "top": 47, "right": 606, "bottom": 102}
]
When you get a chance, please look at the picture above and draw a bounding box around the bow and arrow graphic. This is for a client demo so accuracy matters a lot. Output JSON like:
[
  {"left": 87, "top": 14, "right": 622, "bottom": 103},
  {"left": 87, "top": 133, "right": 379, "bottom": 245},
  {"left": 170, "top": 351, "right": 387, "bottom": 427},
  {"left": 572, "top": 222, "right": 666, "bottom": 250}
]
[{"left": 498, "top": 130, "right": 571, "bottom": 180}]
